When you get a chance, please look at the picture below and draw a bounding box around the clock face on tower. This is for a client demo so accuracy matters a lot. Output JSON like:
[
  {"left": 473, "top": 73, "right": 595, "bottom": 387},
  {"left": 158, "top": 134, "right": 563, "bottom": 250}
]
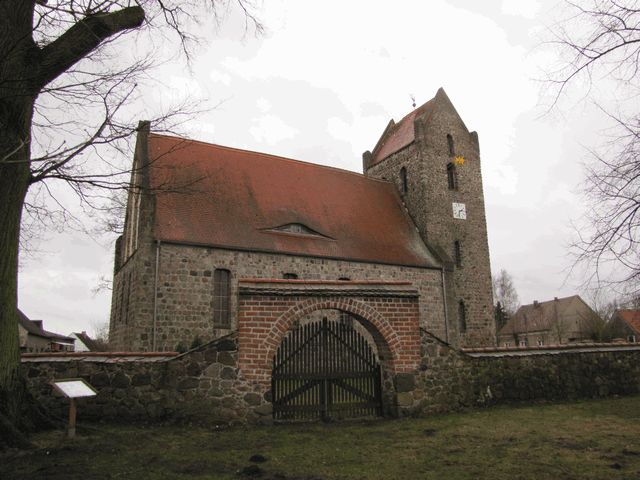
[{"left": 452, "top": 202, "right": 466, "bottom": 220}]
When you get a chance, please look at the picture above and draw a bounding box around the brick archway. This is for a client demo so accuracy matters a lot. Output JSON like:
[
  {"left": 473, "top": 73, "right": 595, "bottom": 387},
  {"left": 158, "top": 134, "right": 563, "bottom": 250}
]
[
  {"left": 266, "top": 296, "right": 398, "bottom": 370},
  {"left": 237, "top": 279, "right": 421, "bottom": 385}
]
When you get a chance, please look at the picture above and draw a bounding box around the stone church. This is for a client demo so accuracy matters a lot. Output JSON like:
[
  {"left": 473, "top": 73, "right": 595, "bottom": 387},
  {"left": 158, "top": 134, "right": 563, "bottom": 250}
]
[{"left": 109, "top": 88, "right": 495, "bottom": 354}]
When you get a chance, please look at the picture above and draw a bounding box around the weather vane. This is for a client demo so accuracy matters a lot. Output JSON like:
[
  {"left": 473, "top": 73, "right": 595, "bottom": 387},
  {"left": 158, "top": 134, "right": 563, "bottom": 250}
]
[{"left": 410, "top": 94, "right": 416, "bottom": 108}]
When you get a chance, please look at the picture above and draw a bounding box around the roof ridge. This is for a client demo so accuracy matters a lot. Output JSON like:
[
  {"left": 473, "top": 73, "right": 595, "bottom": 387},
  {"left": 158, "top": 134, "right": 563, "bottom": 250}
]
[
  {"left": 149, "top": 133, "right": 394, "bottom": 185},
  {"left": 524, "top": 295, "right": 577, "bottom": 306}
]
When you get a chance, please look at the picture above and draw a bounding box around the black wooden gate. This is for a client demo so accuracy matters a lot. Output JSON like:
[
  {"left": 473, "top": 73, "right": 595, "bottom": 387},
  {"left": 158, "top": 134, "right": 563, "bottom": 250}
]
[{"left": 272, "top": 317, "right": 382, "bottom": 421}]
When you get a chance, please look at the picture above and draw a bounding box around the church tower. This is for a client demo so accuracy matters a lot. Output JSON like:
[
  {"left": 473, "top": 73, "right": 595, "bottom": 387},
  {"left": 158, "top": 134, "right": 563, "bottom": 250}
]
[{"left": 363, "top": 88, "right": 494, "bottom": 346}]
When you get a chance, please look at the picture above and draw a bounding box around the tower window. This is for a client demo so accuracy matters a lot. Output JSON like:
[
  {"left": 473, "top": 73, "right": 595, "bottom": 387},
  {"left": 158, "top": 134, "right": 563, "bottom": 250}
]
[
  {"left": 447, "top": 134, "right": 455, "bottom": 156},
  {"left": 447, "top": 163, "right": 458, "bottom": 190},
  {"left": 213, "top": 269, "right": 231, "bottom": 328},
  {"left": 458, "top": 300, "right": 467, "bottom": 333},
  {"left": 400, "top": 166, "right": 408, "bottom": 194},
  {"left": 454, "top": 240, "right": 462, "bottom": 268}
]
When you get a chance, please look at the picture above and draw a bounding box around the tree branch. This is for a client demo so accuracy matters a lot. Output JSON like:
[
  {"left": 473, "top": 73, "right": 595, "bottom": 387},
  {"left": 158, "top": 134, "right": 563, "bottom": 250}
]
[{"left": 37, "top": 6, "right": 145, "bottom": 88}]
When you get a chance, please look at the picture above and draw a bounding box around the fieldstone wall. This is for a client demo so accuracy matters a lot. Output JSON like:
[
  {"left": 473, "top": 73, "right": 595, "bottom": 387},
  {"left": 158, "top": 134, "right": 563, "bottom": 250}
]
[
  {"left": 400, "top": 331, "right": 640, "bottom": 415},
  {"left": 23, "top": 330, "right": 640, "bottom": 424},
  {"left": 109, "top": 243, "right": 447, "bottom": 351},
  {"left": 23, "top": 335, "right": 272, "bottom": 425},
  {"left": 110, "top": 242, "right": 447, "bottom": 353}
]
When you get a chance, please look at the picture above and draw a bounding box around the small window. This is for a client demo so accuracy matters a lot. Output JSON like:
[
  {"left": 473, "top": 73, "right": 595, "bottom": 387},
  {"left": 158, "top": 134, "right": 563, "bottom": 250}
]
[
  {"left": 447, "top": 134, "right": 455, "bottom": 156},
  {"left": 536, "top": 337, "right": 544, "bottom": 346},
  {"left": 447, "top": 163, "right": 458, "bottom": 190},
  {"left": 454, "top": 240, "right": 462, "bottom": 268},
  {"left": 519, "top": 339, "right": 528, "bottom": 347},
  {"left": 458, "top": 300, "right": 467, "bottom": 333},
  {"left": 213, "top": 269, "right": 231, "bottom": 328},
  {"left": 628, "top": 335, "right": 636, "bottom": 343},
  {"left": 400, "top": 166, "right": 408, "bottom": 194},
  {"left": 283, "top": 273, "right": 298, "bottom": 279},
  {"left": 124, "top": 271, "right": 133, "bottom": 325},
  {"left": 118, "top": 274, "right": 127, "bottom": 324},
  {"left": 338, "top": 277, "right": 350, "bottom": 281}
]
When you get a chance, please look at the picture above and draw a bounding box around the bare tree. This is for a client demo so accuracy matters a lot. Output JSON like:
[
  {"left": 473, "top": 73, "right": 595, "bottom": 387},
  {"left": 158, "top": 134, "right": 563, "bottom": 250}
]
[
  {"left": 546, "top": 1, "right": 640, "bottom": 294},
  {"left": 0, "top": 0, "right": 261, "bottom": 447},
  {"left": 89, "top": 319, "right": 111, "bottom": 350},
  {"left": 581, "top": 289, "right": 636, "bottom": 341},
  {"left": 492, "top": 269, "right": 520, "bottom": 316}
]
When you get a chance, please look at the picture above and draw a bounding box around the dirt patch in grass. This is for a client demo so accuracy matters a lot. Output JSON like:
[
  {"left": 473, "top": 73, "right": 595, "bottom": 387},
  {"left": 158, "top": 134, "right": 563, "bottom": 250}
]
[{"left": 2, "top": 396, "right": 640, "bottom": 479}]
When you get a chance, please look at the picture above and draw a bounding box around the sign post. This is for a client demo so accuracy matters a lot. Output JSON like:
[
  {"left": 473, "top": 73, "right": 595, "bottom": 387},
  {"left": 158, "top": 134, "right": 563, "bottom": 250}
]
[{"left": 51, "top": 378, "right": 97, "bottom": 438}]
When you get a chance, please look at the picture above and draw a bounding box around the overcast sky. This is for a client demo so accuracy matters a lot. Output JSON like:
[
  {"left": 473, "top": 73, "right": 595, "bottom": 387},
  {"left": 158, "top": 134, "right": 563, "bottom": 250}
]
[{"left": 18, "top": 0, "right": 615, "bottom": 338}]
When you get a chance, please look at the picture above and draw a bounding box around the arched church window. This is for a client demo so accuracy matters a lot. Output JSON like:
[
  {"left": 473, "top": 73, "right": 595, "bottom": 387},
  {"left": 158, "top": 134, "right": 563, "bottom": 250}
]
[
  {"left": 458, "top": 300, "right": 467, "bottom": 333},
  {"left": 447, "top": 134, "right": 455, "bottom": 156},
  {"left": 400, "top": 166, "right": 408, "bottom": 194},
  {"left": 447, "top": 163, "right": 458, "bottom": 190},
  {"left": 213, "top": 269, "right": 231, "bottom": 328},
  {"left": 454, "top": 240, "right": 462, "bottom": 268}
]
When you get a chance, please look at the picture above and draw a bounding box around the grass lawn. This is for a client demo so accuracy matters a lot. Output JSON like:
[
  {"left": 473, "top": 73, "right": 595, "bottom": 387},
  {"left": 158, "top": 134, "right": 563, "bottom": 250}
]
[{"left": 2, "top": 396, "right": 640, "bottom": 480}]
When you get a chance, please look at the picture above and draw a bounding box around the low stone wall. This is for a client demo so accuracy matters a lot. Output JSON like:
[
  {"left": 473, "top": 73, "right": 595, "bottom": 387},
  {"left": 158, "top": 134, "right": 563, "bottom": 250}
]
[
  {"left": 23, "top": 331, "right": 640, "bottom": 424},
  {"left": 23, "top": 334, "right": 272, "bottom": 425},
  {"left": 402, "top": 331, "right": 640, "bottom": 415}
]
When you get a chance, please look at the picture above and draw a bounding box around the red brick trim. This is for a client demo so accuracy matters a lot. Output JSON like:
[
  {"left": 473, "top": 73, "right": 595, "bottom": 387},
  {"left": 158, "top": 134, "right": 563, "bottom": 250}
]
[
  {"left": 240, "top": 278, "right": 413, "bottom": 285},
  {"left": 238, "top": 294, "right": 420, "bottom": 384}
]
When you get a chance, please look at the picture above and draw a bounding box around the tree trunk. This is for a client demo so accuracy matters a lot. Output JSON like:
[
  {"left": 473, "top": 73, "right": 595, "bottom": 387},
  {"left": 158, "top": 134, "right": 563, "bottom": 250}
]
[
  {"left": 0, "top": 0, "right": 39, "bottom": 448},
  {"left": 0, "top": 115, "right": 34, "bottom": 448}
]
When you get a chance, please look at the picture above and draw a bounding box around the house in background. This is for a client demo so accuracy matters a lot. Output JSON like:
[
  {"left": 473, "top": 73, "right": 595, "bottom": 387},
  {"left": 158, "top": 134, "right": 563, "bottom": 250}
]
[
  {"left": 497, "top": 295, "right": 600, "bottom": 347},
  {"left": 610, "top": 310, "right": 640, "bottom": 343},
  {"left": 18, "top": 310, "right": 75, "bottom": 352}
]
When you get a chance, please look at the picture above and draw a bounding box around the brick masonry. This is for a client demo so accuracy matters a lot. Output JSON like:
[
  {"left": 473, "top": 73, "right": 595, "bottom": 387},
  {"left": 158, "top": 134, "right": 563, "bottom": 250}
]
[{"left": 236, "top": 280, "right": 422, "bottom": 385}]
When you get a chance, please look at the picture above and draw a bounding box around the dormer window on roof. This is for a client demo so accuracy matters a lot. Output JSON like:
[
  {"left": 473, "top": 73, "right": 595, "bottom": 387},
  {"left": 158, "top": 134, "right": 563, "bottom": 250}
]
[{"left": 268, "top": 223, "right": 329, "bottom": 238}]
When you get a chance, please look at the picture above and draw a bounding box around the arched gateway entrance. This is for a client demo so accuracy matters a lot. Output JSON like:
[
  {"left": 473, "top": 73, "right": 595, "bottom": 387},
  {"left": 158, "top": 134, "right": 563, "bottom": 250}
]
[{"left": 237, "top": 279, "right": 422, "bottom": 420}]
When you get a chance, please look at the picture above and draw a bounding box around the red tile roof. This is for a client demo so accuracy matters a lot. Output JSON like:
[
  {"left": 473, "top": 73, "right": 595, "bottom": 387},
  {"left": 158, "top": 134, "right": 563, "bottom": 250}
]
[
  {"left": 371, "top": 98, "right": 436, "bottom": 165},
  {"left": 615, "top": 310, "right": 640, "bottom": 335},
  {"left": 147, "top": 134, "right": 438, "bottom": 268}
]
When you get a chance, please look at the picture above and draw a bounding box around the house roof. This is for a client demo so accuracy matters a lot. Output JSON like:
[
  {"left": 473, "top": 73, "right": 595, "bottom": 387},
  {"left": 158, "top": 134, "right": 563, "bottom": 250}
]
[
  {"left": 614, "top": 310, "right": 640, "bottom": 335},
  {"left": 497, "top": 295, "right": 589, "bottom": 337},
  {"left": 146, "top": 134, "right": 439, "bottom": 268},
  {"left": 370, "top": 98, "right": 436, "bottom": 165},
  {"left": 72, "top": 331, "right": 102, "bottom": 351},
  {"left": 18, "top": 310, "right": 74, "bottom": 343}
]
